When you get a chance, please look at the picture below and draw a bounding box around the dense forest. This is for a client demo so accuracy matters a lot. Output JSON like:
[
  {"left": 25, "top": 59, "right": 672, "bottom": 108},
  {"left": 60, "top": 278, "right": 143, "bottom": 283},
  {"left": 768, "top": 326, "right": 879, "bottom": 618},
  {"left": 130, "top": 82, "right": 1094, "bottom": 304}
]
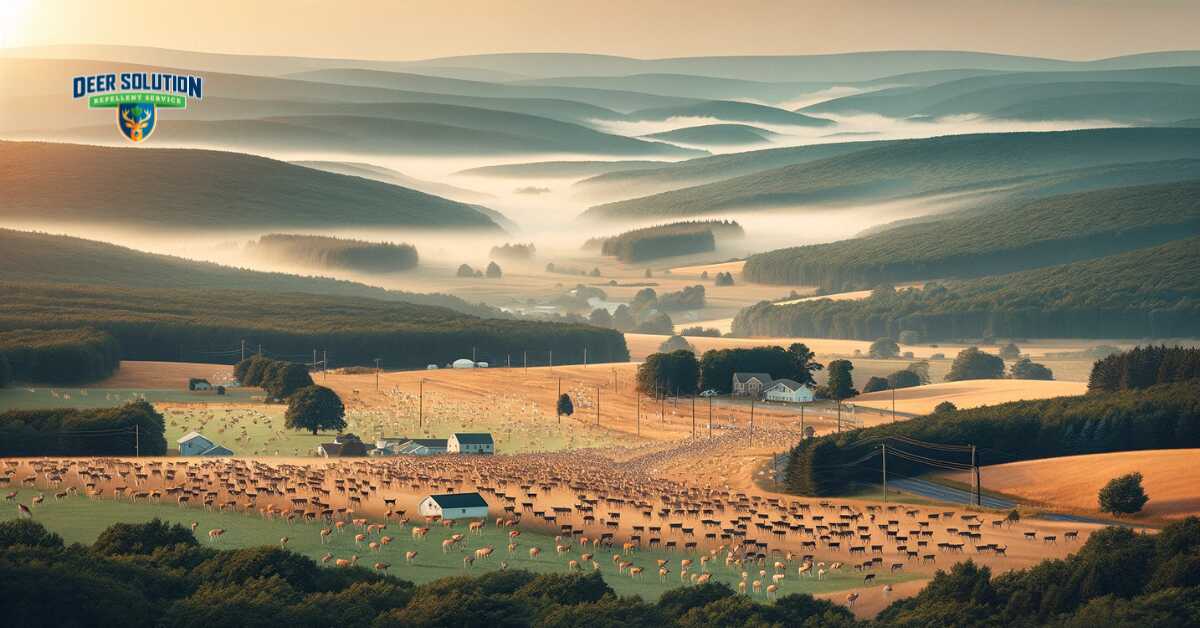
[
  {"left": 785, "top": 380, "right": 1200, "bottom": 496},
  {"left": 0, "top": 328, "right": 120, "bottom": 385},
  {"left": 4, "top": 515, "right": 1197, "bottom": 627},
  {"left": 733, "top": 237, "right": 1200, "bottom": 341},
  {"left": 1088, "top": 345, "right": 1200, "bottom": 392},
  {"left": 0, "top": 400, "right": 165, "bottom": 457},
  {"left": 0, "top": 282, "right": 629, "bottom": 369},
  {"left": 246, "top": 234, "right": 419, "bottom": 274},
  {"left": 743, "top": 180, "right": 1200, "bottom": 289},
  {"left": 0, "top": 229, "right": 501, "bottom": 319},
  {"left": 599, "top": 220, "right": 742, "bottom": 262}
]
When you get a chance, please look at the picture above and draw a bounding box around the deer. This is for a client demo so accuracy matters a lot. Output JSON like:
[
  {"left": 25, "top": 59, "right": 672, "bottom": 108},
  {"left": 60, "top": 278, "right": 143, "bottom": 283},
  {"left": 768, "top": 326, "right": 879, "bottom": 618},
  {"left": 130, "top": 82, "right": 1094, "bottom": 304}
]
[{"left": 122, "top": 106, "right": 152, "bottom": 142}]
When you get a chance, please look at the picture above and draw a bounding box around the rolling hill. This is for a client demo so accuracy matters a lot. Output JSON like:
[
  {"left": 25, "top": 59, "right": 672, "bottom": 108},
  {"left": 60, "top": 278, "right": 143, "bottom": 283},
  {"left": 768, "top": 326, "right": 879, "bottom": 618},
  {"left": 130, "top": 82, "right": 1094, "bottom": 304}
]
[
  {"left": 510, "top": 73, "right": 832, "bottom": 103},
  {"left": 454, "top": 160, "right": 669, "bottom": 179},
  {"left": 733, "top": 236, "right": 1200, "bottom": 341},
  {"left": 291, "top": 161, "right": 494, "bottom": 203},
  {"left": 628, "top": 100, "right": 834, "bottom": 126},
  {"left": 573, "top": 139, "right": 896, "bottom": 200},
  {"left": 285, "top": 68, "right": 696, "bottom": 112},
  {"left": 0, "top": 141, "right": 503, "bottom": 230},
  {"left": 802, "top": 67, "right": 1200, "bottom": 123},
  {"left": 643, "top": 124, "right": 776, "bottom": 146},
  {"left": 742, "top": 179, "right": 1200, "bottom": 289},
  {"left": 0, "top": 229, "right": 500, "bottom": 318},
  {"left": 581, "top": 127, "right": 1200, "bottom": 220}
]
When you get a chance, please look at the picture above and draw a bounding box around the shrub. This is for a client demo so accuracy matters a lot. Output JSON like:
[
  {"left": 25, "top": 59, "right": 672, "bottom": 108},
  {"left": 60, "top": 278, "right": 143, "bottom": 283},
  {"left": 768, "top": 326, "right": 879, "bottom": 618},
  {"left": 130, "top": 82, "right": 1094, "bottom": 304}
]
[
  {"left": 556, "top": 393, "right": 574, "bottom": 417},
  {"left": 1099, "top": 472, "right": 1150, "bottom": 516},
  {"left": 93, "top": 518, "right": 198, "bottom": 555},
  {"left": 0, "top": 519, "right": 64, "bottom": 549}
]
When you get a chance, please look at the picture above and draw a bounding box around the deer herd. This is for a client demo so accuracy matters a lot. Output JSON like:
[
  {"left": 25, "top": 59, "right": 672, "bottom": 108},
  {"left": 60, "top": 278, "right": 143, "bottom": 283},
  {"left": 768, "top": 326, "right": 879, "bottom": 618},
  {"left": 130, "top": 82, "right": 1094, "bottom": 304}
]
[{"left": 1, "top": 449, "right": 1085, "bottom": 611}]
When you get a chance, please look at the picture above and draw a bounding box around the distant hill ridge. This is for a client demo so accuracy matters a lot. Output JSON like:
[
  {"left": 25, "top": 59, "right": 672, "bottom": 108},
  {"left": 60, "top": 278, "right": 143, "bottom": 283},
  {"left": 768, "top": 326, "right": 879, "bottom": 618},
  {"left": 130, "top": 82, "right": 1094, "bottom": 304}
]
[{"left": 0, "top": 141, "right": 504, "bottom": 231}]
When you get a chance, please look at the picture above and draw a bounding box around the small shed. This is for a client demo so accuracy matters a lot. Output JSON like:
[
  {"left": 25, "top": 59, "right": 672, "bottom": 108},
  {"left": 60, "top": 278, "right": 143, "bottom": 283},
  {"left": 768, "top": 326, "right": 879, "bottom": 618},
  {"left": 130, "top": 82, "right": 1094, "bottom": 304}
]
[
  {"left": 419, "top": 492, "right": 488, "bottom": 520},
  {"left": 448, "top": 433, "right": 494, "bottom": 454},
  {"left": 177, "top": 432, "right": 233, "bottom": 456},
  {"left": 395, "top": 438, "right": 448, "bottom": 456}
]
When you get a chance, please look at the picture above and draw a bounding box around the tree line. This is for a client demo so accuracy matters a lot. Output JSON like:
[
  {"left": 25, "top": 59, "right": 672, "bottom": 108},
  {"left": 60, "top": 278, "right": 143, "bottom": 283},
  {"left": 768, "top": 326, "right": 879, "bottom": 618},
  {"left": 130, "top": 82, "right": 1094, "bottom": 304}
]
[
  {"left": 635, "top": 345, "right": 824, "bottom": 396},
  {"left": 599, "top": 221, "right": 744, "bottom": 262},
  {"left": 4, "top": 515, "right": 1197, "bottom": 627},
  {"left": 0, "top": 400, "right": 166, "bottom": 457},
  {"left": 0, "top": 282, "right": 630, "bottom": 369},
  {"left": 0, "top": 328, "right": 120, "bottom": 386},
  {"left": 733, "top": 237, "right": 1200, "bottom": 341},
  {"left": 0, "top": 518, "right": 856, "bottom": 628},
  {"left": 1088, "top": 345, "right": 1200, "bottom": 392},
  {"left": 786, "top": 379, "right": 1200, "bottom": 496},
  {"left": 247, "top": 233, "right": 419, "bottom": 274}
]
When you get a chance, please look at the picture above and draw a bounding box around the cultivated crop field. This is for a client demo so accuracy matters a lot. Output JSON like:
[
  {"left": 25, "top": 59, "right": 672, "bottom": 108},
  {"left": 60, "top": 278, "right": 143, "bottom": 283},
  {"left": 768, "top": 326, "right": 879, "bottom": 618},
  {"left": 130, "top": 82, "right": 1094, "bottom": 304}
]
[{"left": 851, "top": 379, "right": 1089, "bottom": 415}]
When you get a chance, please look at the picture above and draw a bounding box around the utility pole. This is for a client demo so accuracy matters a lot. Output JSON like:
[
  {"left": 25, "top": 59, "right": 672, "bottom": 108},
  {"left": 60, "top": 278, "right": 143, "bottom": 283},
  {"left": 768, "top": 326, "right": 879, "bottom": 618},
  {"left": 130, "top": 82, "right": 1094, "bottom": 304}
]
[
  {"left": 313, "top": 349, "right": 317, "bottom": 370},
  {"left": 374, "top": 358, "right": 381, "bottom": 391},
  {"left": 257, "top": 343, "right": 262, "bottom": 356},
  {"left": 891, "top": 383, "right": 896, "bottom": 422},
  {"left": 507, "top": 354, "right": 511, "bottom": 369},
  {"left": 836, "top": 400, "right": 842, "bottom": 433},
  {"left": 472, "top": 346, "right": 476, "bottom": 362},
  {"left": 708, "top": 396, "right": 712, "bottom": 438},
  {"left": 800, "top": 404, "right": 805, "bottom": 438},
  {"left": 596, "top": 385, "right": 600, "bottom": 426},
  {"left": 135, "top": 424, "right": 139, "bottom": 457},
  {"left": 749, "top": 397, "right": 755, "bottom": 437},
  {"left": 557, "top": 377, "right": 562, "bottom": 425},
  {"left": 323, "top": 350, "right": 328, "bottom": 382},
  {"left": 549, "top": 349, "right": 553, "bottom": 371},
  {"left": 583, "top": 347, "right": 587, "bottom": 367},
  {"left": 636, "top": 388, "right": 641, "bottom": 437},
  {"left": 691, "top": 396, "right": 696, "bottom": 439},
  {"left": 971, "top": 445, "right": 979, "bottom": 507},
  {"left": 240, "top": 339, "right": 245, "bottom": 362},
  {"left": 660, "top": 389, "right": 665, "bottom": 424},
  {"left": 882, "top": 443, "right": 887, "bottom": 502},
  {"left": 523, "top": 351, "right": 527, "bottom": 373},
  {"left": 418, "top": 379, "right": 424, "bottom": 429}
]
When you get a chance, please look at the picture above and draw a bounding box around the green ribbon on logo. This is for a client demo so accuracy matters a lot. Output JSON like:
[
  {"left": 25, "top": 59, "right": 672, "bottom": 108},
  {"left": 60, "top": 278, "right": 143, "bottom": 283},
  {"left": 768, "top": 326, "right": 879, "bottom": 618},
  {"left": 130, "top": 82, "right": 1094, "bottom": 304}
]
[{"left": 88, "top": 92, "right": 188, "bottom": 108}]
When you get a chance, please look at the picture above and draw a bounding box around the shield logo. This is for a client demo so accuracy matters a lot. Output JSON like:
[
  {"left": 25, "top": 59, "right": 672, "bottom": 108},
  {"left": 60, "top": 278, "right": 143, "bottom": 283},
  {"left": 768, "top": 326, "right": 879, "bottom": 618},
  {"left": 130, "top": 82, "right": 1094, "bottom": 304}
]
[{"left": 117, "top": 102, "right": 156, "bottom": 142}]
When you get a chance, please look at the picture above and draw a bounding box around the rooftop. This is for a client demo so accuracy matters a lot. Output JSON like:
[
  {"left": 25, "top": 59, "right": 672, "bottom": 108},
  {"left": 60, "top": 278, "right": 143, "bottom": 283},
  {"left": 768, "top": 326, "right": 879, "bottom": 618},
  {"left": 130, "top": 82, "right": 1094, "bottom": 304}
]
[
  {"left": 453, "top": 433, "right": 494, "bottom": 445},
  {"left": 427, "top": 492, "right": 488, "bottom": 509}
]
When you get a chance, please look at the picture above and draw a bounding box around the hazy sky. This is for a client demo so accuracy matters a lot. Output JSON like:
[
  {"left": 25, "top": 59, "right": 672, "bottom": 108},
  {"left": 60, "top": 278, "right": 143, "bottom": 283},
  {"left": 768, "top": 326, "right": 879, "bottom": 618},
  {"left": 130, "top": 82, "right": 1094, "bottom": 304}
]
[{"left": 3, "top": 0, "right": 1197, "bottom": 60}]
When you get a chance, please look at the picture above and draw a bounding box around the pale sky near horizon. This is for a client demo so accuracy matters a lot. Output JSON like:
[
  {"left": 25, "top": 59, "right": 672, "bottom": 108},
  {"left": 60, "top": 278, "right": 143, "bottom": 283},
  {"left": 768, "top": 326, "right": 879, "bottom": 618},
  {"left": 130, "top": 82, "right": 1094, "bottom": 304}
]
[{"left": 2, "top": 0, "right": 1197, "bottom": 61}]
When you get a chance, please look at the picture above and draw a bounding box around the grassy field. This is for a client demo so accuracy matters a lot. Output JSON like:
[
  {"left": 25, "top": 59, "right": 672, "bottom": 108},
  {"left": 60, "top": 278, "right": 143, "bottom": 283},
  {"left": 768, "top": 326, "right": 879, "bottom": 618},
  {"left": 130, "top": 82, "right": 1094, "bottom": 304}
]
[
  {"left": 1, "top": 488, "right": 914, "bottom": 600},
  {"left": 0, "top": 387, "right": 259, "bottom": 411},
  {"left": 851, "top": 379, "right": 1088, "bottom": 415}
]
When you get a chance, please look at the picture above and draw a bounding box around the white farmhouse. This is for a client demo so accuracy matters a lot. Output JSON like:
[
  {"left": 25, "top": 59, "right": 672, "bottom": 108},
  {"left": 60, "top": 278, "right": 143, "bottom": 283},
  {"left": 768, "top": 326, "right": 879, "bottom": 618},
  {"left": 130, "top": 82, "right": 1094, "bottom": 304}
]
[
  {"left": 177, "top": 432, "right": 233, "bottom": 456},
  {"left": 732, "top": 372, "right": 773, "bottom": 397},
  {"left": 448, "top": 433, "right": 494, "bottom": 454},
  {"left": 418, "top": 492, "right": 489, "bottom": 520},
  {"left": 764, "top": 379, "right": 815, "bottom": 403}
]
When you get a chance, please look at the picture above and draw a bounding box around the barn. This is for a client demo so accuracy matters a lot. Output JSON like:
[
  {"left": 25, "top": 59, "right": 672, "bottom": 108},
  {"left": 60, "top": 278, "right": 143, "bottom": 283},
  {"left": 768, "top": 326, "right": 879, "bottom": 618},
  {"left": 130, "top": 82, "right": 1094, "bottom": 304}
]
[
  {"left": 448, "top": 432, "right": 494, "bottom": 454},
  {"left": 419, "top": 492, "right": 488, "bottom": 520}
]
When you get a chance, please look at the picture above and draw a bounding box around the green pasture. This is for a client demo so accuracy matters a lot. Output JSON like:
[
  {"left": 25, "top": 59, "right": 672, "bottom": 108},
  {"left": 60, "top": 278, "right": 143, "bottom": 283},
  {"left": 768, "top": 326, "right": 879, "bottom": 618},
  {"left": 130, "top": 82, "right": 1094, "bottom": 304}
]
[{"left": 2, "top": 489, "right": 915, "bottom": 600}]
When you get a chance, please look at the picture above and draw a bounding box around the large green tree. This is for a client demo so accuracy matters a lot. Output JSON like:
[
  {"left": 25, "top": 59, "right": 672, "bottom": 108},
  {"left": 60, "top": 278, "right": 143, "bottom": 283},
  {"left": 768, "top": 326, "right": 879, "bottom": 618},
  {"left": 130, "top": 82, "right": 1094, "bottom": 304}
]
[
  {"left": 945, "top": 347, "right": 1006, "bottom": 381},
  {"left": 638, "top": 350, "right": 701, "bottom": 396},
  {"left": 787, "top": 343, "right": 823, "bottom": 387},
  {"left": 1099, "top": 472, "right": 1150, "bottom": 516},
  {"left": 825, "top": 360, "right": 857, "bottom": 400},
  {"left": 869, "top": 338, "right": 900, "bottom": 359},
  {"left": 284, "top": 385, "right": 346, "bottom": 435},
  {"left": 263, "top": 361, "right": 314, "bottom": 400}
]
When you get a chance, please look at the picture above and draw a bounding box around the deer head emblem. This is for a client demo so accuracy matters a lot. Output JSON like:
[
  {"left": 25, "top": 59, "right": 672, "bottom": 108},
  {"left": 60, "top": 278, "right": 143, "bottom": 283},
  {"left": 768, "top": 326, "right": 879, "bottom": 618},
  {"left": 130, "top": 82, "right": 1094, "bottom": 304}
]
[{"left": 121, "top": 105, "right": 153, "bottom": 142}]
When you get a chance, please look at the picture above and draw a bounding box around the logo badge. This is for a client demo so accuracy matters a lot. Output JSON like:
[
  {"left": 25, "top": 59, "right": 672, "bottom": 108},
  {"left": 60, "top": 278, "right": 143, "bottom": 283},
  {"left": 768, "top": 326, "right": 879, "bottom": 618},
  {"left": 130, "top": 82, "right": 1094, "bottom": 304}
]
[
  {"left": 118, "top": 102, "right": 156, "bottom": 143},
  {"left": 72, "top": 72, "right": 203, "bottom": 143}
]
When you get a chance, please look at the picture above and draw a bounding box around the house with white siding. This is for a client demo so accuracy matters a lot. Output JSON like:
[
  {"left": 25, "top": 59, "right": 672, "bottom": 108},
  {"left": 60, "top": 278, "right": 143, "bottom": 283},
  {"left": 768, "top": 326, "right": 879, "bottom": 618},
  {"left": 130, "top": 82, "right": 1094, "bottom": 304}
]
[{"left": 764, "top": 379, "right": 815, "bottom": 403}]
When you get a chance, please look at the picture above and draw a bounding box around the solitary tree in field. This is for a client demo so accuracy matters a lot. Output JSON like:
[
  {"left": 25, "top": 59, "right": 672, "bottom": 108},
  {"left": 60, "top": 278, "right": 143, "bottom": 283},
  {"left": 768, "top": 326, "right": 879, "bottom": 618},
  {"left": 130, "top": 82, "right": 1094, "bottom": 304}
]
[
  {"left": 557, "top": 393, "right": 574, "bottom": 417},
  {"left": 934, "top": 401, "right": 957, "bottom": 413},
  {"left": 285, "top": 385, "right": 346, "bottom": 435},
  {"left": 1099, "top": 472, "right": 1149, "bottom": 516},
  {"left": 485, "top": 261, "right": 503, "bottom": 278},
  {"left": 869, "top": 338, "right": 901, "bottom": 359},
  {"left": 945, "top": 347, "right": 1006, "bottom": 381},
  {"left": 658, "top": 335, "right": 694, "bottom": 354},
  {"left": 1010, "top": 357, "right": 1054, "bottom": 380},
  {"left": 788, "top": 343, "right": 824, "bottom": 387}
]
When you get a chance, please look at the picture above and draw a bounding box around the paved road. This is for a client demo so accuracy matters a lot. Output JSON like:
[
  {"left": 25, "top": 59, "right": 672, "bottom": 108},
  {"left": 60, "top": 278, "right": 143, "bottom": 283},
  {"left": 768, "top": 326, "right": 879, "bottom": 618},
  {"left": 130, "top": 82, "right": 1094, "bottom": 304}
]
[
  {"left": 890, "top": 478, "right": 1122, "bottom": 526},
  {"left": 890, "top": 478, "right": 1015, "bottom": 509}
]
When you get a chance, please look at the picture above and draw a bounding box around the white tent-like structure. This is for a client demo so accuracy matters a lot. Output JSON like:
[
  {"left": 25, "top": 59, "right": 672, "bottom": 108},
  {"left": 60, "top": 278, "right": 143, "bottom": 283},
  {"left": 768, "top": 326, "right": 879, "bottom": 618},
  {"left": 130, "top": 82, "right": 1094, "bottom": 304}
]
[{"left": 452, "top": 358, "right": 476, "bottom": 369}]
